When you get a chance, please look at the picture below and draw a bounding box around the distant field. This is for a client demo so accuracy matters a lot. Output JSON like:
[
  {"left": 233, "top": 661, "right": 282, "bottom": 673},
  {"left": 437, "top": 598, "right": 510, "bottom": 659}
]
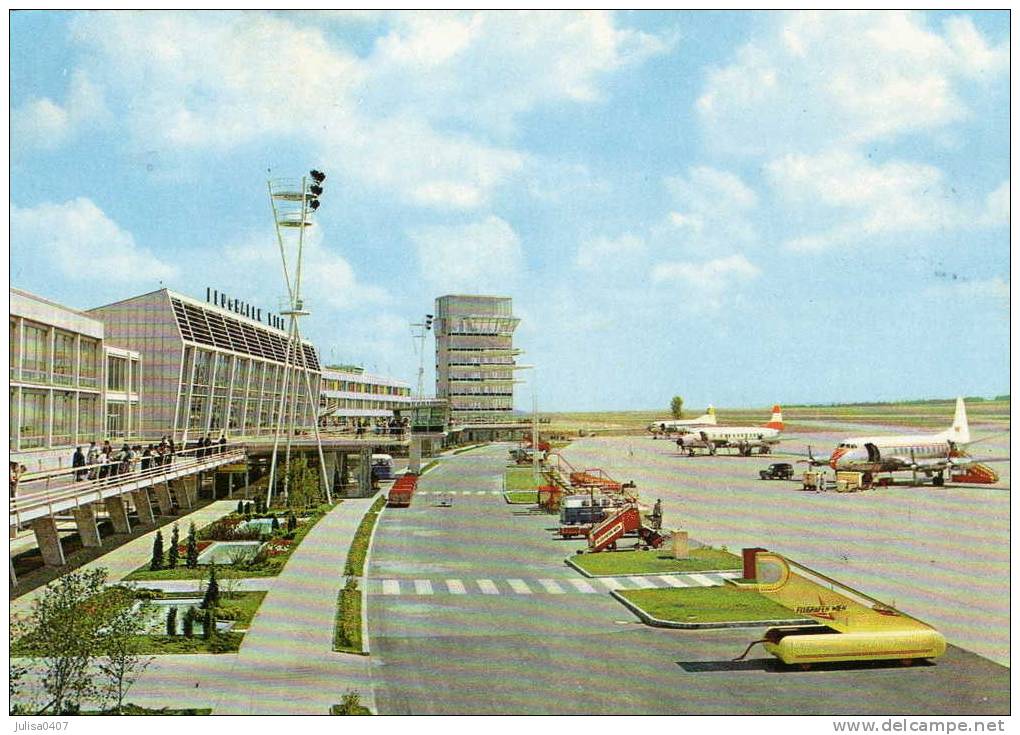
[{"left": 542, "top": 398, "right": 1010, "bottom": 436}]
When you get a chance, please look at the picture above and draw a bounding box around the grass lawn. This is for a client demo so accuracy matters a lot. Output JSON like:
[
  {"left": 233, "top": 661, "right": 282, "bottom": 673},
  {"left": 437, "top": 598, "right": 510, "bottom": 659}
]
[
  {"left": 132, "top": 590, "right": 266, "bottom": 654},
  {"left": 124, "top": 505, "right": 333, "bottom": 581},
  {"left": 332, "top": 583, "right": 363, "bottom": 655},
  {"left": 334, "top": 495, "right": 386, "bottom": 654},
  {"left": 570, "top": 547, "right": 741, "bottom": 576},
  {"left": 505, "top": 467, "right": 541, "bottom": 491},
  {"left": 12, "top": 591, "right": 267, "bottom": 656},
  {"left": 619, "top": 586, "right": 796, "bottom": 624},
  {"left": 344, "top": 496, "right": 386, "bottom": 577},
  {"left": 504, "top": 490, "right": 538, "bottom": 504},
  {"left": 80, "top": 705, "right": 212, "bottom": 715},
  {"left": 420, "top": 460, "right": 439, "bottom": 474}
]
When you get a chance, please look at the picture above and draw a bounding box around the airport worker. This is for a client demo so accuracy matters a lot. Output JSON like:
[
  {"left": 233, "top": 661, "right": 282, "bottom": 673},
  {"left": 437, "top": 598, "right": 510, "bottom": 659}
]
[
  {"left": 72, "top": 447, "right": 86, "bottom": 480},
  {"left": 10, "top": 461, "right": 21, "bottom": 499}
]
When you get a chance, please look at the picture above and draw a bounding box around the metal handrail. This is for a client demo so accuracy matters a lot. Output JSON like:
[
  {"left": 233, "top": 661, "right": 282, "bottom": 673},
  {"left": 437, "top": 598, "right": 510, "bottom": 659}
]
[{"left": 10, "top": 445, "right": 245, "bottom": 524}]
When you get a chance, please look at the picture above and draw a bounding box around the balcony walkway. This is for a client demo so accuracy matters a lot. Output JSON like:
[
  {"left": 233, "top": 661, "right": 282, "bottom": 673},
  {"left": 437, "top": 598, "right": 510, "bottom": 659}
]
[{"left": 10, "top": 446, "right": 245, "bottom": 527}]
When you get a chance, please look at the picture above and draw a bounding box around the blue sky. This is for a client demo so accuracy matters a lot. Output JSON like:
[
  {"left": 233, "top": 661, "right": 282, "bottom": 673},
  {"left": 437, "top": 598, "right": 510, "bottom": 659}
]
[{"left": 9, "top": 10, "right": 1010, "bottom": 411}]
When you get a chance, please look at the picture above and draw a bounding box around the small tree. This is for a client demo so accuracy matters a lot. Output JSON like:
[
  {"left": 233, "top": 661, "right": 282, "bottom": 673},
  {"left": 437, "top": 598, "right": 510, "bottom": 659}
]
[
  {"left": 95, "top": 587, "right": 155, "bottom": 714},
  {"left": 271, "top": 516, "right": 280, "bottom": 533},
  {"left": 201, "top": 565, "right": 219, "bottom": 610},
  {"left": 185, "top": 522, "right": 198, "bottom": 569},
  {"left": 167, "top": 524, "right": 180, "bottom": 569},
  {"left": 202, "top": 609, "right": 214, "bottom": 640},
  {"left": 236, "top": 499, "right": 244, "bottom": 514},
  {"left": 334, "top": 689, "right": 364, "bottom": 715},
  {"left": 244, "top": 501, "right": 253, "bottom": 517},
  {"left": 285, "top": 457, "right": 321, "bottom": 509},
  {"left": 670, "top": 396, "right": 684, "bottom": 419},
  {"left": 150, "top": 530, "right": 164, "bottom": 571},
  {"left": 23, "top": 568, "right": 110, "bottom": 714},
  {"left": 182, "top": 607, "right": 195, "bottom": 638},
  {"left": 287, "top": 513, "right": 297, "bottom": 532},
  {"left": 166, "top": 607, "right": 177, "bottom": 637}
]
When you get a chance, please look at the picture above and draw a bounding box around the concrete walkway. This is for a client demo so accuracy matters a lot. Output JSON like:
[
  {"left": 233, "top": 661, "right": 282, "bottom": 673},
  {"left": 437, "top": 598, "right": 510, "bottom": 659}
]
[
  {"left": 210, "top": 495, "right": 380, "bottom": 715},
  {"left": 10, "top": 500, "right": 238, "bottom": 618}
]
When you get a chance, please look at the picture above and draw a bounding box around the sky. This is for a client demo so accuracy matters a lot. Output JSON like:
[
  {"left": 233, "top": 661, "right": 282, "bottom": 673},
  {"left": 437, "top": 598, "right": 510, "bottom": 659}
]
[{"left": 9, "top": 10, "right": 1010, "bottom": 412}]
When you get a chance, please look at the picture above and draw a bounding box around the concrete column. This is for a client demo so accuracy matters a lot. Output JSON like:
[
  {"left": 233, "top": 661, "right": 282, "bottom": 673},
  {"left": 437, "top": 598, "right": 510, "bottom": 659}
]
[
  {"left": 106, "top": 495, "right": 132, "bottom": 534},
  {"left": 153, "top": 482, "right": 174, "bottom": 516},
  {"left": 71, "top": 503, "right": 102, "bottom": 548},
  {"left": 172, "top": 479, "right": 192, "bottom": 510},
  {"left": 30, "top": 516, "right": 65, "bottom": 567},
  {"left": 183, "top": 475, "right": 198, "bottom": 507},
  {"left": 131, "top": 489, "right": 155, "bottom": 526},
  {"left": 358, "top": 447, "right": 372, "bottom": 497},
  {"left": 339, "top": 452, "right": 349, "bottom": 491},
  {"left": 409, "top": 436, "right": 423, "bottom": 474}
]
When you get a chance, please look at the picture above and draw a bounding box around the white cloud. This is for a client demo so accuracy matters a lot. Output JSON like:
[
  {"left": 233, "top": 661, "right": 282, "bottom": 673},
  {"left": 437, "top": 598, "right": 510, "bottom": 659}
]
[
  {"left": 575, "top": 233, "right": 645, "bottom": 271},
  {"left": 53, "top": 11, "right": 666, "bottom": 210},
  {"left": 651, "top": 254, "right": 760, "bottom": 309},
  {"left": 660, "top": 166, "right": 758, "bottom": 254},
  {"left": 12, "top": 70, "right": 106, "bottom": 150},
  {"left": 766, "top": 149, "right": 1005, "bottom": 251},
  {"left": 697, "top": 11, "right": 1008, "bottom": 153},
  {"left": 409, "top": 216, "right": 523, "bottom": 292},
  {"left": 982, "top": 180, "right": 1009, "bottom": 226},
  {"left": 10, "top": 198, "right": 177, "bottom": 283},
  {"left": 220, "top": 227, "right": 386, "bottom": 311}
]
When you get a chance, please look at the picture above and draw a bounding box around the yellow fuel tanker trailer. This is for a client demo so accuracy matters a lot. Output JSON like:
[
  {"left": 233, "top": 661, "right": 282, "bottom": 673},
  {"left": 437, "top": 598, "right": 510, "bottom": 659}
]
[{"left": 738, "top": 550, "right": 946, "bottom": 667}]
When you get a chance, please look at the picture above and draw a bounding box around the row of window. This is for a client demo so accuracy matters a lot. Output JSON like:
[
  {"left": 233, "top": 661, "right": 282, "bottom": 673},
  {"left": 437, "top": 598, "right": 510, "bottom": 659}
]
[
  {"left": 10, "top": 388, "right": 102, "bottom": 450},
  {"left": 175, "top": 347, "right": 317, "bottom": 436},
  {"left": 320, "top": 379, "right": 411, "bottom": 396},
  {"left": 322, "top": 397, "right": 408, "bottom": 410},
  {"left": 10, "top": 319, "right": 102, "bottom": 388}
]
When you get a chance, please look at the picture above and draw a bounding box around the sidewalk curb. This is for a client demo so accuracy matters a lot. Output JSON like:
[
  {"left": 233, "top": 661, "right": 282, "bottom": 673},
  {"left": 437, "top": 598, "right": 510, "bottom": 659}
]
[
  {"left": 609, "top": 589, "right": 813, "bottom": 630},
  {"left": 564, "top": 556, "right": 741, "bottom": 579}
]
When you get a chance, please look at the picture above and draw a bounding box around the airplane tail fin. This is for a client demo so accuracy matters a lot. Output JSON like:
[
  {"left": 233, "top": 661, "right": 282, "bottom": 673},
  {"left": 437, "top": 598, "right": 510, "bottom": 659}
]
[
  {"left": 946, "top": 397, "right": 970, "bottom": 445},
  {"left": 763, "top": 404, "right": 784, "bottom": 431}
]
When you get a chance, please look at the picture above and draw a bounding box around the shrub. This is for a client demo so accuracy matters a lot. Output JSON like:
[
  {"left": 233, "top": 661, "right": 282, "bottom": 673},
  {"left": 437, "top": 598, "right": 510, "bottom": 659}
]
[
  {"left": 271, "top": 517, "right": 280, "bottom": 532},
  {"left": 201, "top": 566, "right": 219, "bottom": 610},
  {"left": 167, "top": 524, "right": 180, "bottom": 569},
  {"left": 202, "top": 609, "right": 213, "bottom": 640},
  {"left": 165, "top": 608, "right": 177, "bottom": 637},
  {"left": 236, "top": 500, "right": 244, "bottom": 514},
  {"left": 182, "top": 608, "right": 195, "bottom": 639},
  {"left": 186, "top": 523, "right": 198, "bottom": 569},
  {"left": 333, "top": 690, "right": 365, "bottom": 715},
  {"left": 149, "top": 531, "right": 164, "bottom": 571}
]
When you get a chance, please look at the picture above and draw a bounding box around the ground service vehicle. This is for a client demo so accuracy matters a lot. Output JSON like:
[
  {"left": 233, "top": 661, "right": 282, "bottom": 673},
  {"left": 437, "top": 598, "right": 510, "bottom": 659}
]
[
  {"left": 372, "top": 454, "right": 395, "bottom": 480},
  {"left": 559, "top": 495, "right": 616, "bottom": 538},
  {"left": 387, "top": 473, "right": 418, "bottom": 507},
  {"left": 736, "top": 550, "right": 946, "bottom": 667},
  {"left": 759, "top": 463, "right": 794, "bottom": 480}
]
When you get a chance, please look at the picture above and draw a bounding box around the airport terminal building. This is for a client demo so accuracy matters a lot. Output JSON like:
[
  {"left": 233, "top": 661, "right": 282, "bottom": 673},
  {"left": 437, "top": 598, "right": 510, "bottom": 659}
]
[
  {"left": 319, "top": 366, "right": 414, "bottom": 425},
  {"left": 88, "top": 289, "right": 320, "bottom": 443}
]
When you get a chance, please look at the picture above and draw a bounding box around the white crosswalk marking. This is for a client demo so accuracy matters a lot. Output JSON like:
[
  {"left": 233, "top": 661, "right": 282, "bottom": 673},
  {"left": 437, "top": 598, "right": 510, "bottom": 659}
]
[
  {"left": 568, "top": 578, "right": 598, "bottom": 594},
  {"left": 477, "top": 579, "right": 499, "bottom": 594},
  {"left": 626, "top": 576, "right": 656, "bottom": 589},
  {"left": 538, "top": 579, "right": 565, "bottom": 594},
  {"left": 703, "top": 573, "right": 727, "bottom": 585},
  {"left": 414, "top": 579, "right": 433, "bottom": 595},
  {"left": 657, "top": 575, "right": 688, "bottom": 588},
  {"left": 598, "top": 577, "right": 625, "bottom": 591},
  {"left": 688, "top": 574, "right": 717, "bottom": 587},
  {"left": 475, "top": 491, "right": 488, "bottom": 495},
  {"left": 446, "top": 579, "right": 467, "bottom": 594},
  {"left": 382, "top": 580, "right": 401, "bottom": 595},
  {"left": 507, "top": 579, "right": 532, "bottom": 594}
]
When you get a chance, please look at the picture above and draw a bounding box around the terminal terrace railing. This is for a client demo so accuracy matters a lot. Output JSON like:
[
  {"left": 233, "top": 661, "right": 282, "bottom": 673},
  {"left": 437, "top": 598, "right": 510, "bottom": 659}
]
[{"left": 10, "top": 444, "right": 246, "bottom": 527}]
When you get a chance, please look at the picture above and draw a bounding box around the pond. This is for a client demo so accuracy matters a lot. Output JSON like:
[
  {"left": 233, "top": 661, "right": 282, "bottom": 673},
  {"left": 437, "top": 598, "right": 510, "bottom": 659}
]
[
  {"left": 196, "top": 540, "right": 263, "bottom": 565},
  {"left": 138, "top": 598, "right": 235, "bottom": 635}
]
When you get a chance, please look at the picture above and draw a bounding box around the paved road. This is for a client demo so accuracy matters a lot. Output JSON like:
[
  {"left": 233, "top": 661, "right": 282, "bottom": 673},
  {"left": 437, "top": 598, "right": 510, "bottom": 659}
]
[
  {"left": 367, "top": 443, "right": 1009, "bottom": 715},
  {"left": 561, "top": 423, "right": 1010, "bottom": 665}
]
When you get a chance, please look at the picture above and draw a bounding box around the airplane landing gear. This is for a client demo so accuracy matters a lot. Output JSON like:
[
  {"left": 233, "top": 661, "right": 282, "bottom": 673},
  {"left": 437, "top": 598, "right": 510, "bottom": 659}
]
[{"left": 933, "top": 472, "right": 945, "bottom": 487}]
